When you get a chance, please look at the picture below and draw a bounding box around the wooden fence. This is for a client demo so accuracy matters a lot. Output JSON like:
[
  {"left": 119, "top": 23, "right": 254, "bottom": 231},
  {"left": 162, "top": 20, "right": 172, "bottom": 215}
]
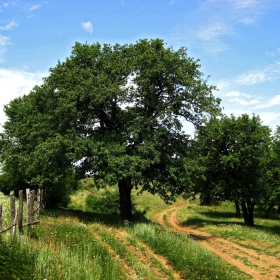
[{"left": 0, "top": 189, "right": 44, "bottom": 237}]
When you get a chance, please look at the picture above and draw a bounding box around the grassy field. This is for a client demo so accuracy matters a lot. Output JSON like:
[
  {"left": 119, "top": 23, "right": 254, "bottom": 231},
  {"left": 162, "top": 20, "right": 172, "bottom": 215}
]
[
  {"left": 0, "top": 185, "right": 279, "bottom": 279},
  {"left": 176, "top": 199, "right": 280, "bottom": 257}
]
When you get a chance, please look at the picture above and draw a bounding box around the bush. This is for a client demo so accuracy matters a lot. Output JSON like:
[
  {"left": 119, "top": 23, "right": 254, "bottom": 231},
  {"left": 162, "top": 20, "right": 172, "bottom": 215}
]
[{"left": 86, "top": 189, "right": 120, "bottom": 214}]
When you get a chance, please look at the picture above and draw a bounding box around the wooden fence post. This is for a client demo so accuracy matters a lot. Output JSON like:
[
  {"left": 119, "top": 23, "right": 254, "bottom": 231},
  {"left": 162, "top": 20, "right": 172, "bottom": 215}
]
[
  {"left": 26, "top": 188, "right": 30, "bottom": 223},
  {"left": 0, "top": 189, "right": 40, "bottom": 236},
  {"left": 18, "top": 190, "right": 24, "bottom": 235},
  {"left": 30, "top": 190, "right": 35, "bottom": 222},
  {"left": 0, "top": 204, "right": 2, "bottom": 231},
  {"left": 10, "top": 190, "right": 16, "bottom": 239}
]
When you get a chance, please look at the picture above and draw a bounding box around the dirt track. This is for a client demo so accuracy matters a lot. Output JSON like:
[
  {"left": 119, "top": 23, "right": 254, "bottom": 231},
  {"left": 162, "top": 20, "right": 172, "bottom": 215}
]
[{"left": 154, "top": 206, "right": 280, "bottom": 280}]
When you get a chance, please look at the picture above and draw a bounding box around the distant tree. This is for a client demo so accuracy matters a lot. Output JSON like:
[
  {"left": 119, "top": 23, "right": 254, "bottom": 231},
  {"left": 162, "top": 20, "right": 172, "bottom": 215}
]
[
  {"left": 0, "top": 39, "right": 220, "bottom": 220},
  {"left": 259, "top": 126, "right": 280, "bottom": 218},
  {"left": 190, "top": 114, "right": 272, "bottom": 226}
]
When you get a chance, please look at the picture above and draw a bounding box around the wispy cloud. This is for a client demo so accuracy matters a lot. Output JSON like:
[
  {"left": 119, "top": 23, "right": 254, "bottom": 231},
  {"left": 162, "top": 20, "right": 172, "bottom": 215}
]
[
  {"left": 254, "top": 95, "right": 280, "bottom": 109},
  {"left": 235, "top": 62, "right": 280, "bottom": 85},
  {"left": 172, "top": 0, "right": 277, "bottom": 55},
  {"left": 172, "top": 21, "right": 233, "bottom": 54},
  {"left": 266, "top": 48, "right": 280, "bottom": 57},
  {"left": 223, "top": 90, "right": 261, "bottom": 106},
  {"left": 223, "top": 0, "right": 260, "bottom": 9},
  {"left": 217, "top": 58, "right": 280, "bottom": 90},
  {"left": 0, "top": 21, "right": 18, "bottom": 31},
  {"left": 0, "top": 34, "right": 10, "bottom": 60},
  {"left": 196, "top": 22, "right": 233, "bottom": 41},
  {"left": 29, "top": 4, "right": 42, "bottom": 12},
  {"left": 81, "top": 21, "right": 93, "bottom": 34}
]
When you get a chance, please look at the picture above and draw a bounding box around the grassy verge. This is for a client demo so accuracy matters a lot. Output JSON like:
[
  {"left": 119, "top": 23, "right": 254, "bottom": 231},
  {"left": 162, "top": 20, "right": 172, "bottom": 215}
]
[
  {"left": 176, "top": 200, "right": 280, "bottom": 256},
  {"left": 131, "top": 223, "right": 250, "bottom": 280},
  {"left": 30, "top": 215, "right": 127, "bottom": 280}
]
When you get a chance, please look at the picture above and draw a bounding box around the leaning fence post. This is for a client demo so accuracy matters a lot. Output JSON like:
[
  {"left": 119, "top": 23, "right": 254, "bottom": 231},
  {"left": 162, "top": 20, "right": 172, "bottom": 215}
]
[
  {"left": 10, "top": 190, "right": 16, "bottom": 239},
  {"left": 18, "top": 190, "right": 24, "bottom": 235}
]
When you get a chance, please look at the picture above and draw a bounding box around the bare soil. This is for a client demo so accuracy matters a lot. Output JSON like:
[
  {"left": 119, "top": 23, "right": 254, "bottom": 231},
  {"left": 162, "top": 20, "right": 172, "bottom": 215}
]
[
  {"left": 88, "top": 224, "right": 183, "bottom": 280},
  {"left": 154, "top": 206, "right": 280, "bottom": 280}
]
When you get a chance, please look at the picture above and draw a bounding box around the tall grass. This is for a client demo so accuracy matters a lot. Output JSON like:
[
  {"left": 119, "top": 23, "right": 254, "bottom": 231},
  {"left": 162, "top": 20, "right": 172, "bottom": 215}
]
[
  {"left": 0, "top": 238, "right": 37, "bottom": 280},
  {"left": 29, "top": 217, "right": 127, "bottom": 280},
  {"left": 132, "top": 223, "right": 250, "bottom": 280}
]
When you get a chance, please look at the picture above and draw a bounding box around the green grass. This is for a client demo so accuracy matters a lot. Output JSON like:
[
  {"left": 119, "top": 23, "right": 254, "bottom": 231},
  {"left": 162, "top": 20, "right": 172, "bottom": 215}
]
[
  {"left": 0, "top": 238, "right": 37, "bottom": 280},
  {"left": 1, "top": 186, "right": 279, "bottom": 279},
  {"left": 177, "top": 199, "right": 280, "bottom": 256},
  {"left": 30, "top": 216, "right": 127, "bottom": 280},
  {"left": 131, "top": 223, "right": 250, "bottom": 280}
]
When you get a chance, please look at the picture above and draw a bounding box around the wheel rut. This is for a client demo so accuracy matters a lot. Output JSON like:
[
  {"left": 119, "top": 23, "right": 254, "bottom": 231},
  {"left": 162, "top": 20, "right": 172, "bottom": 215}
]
[{"left": 154, "top": 206, "right": 280, "bottom": 280}]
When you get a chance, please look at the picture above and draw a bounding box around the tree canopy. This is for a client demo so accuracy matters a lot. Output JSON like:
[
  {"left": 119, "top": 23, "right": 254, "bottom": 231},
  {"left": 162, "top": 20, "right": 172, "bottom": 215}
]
[
  {"left": 190, "top": 114, "right": 272, "bottom": 226},
  {"left": 0, "top": 39, "right": 221, "bottom": 219}
]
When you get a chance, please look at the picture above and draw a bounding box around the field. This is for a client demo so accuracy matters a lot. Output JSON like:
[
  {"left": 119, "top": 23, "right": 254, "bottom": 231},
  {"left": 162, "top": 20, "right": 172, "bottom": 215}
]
[{"left": 0, "top": 185, "right": 279, "bottom": 280}]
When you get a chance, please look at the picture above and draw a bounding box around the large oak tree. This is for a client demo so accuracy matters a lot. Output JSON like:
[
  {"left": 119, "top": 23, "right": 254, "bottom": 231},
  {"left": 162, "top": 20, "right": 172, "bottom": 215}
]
[{"left": 0, "top": 39, "right": 220, "bottom": 220}]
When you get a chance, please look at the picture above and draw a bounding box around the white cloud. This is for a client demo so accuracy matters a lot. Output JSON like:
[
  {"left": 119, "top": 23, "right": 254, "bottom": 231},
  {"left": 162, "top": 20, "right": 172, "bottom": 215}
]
[
  {"left": 217, "top": 60, "right": 280, "bottom": 90},
  {"left": 29, "top": 4, "right": 42, "bottom": 11},
  {"left": 254, "top": 95, "right": 280, "bottom": 109},
  {"left": 0, "top": 34, "right": 10, "bottom": 60},
  {"left": 0, "top": 68, "right": 46, "bottom": 129},
  {"left": 235, "top": 71, "right": 267, "bottom": 85},
  {"left": 81, "top": 21, "right": 93, "bottom": 34},
  {"left": 235, "top": 62, "right": 280, "bottom": 85},
  {"left": 0, "top": 21, "right": 18, "bottom": 31},
  {"left": 225, "top": 91, "right": 241, "bottom": 97},
  {"left": 226, "top": 0, "right": 260, "bottom": 9},
  {"left": 197, "top": 22, "right": 233, "bottom": 41},
  {"left": 208, "top": 0, "right": 261, "bottom": 10},
  {"left": 0, "top": 34, "right": 10, "bottom": 46}
]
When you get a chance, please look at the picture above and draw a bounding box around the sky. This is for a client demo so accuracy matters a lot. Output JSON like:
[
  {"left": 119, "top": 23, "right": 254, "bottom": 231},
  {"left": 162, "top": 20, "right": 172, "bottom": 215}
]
[{"left": 0, "top": 0, "right": 280, "bottom": 135}]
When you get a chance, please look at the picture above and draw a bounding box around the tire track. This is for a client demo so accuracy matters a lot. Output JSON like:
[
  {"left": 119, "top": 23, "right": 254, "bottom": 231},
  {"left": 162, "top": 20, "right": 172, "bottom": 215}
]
[
  {"left": 155, "top": 207, "right": 280, "bottom": 280},
  {"left": 88, "top": 224, "right": 183, "bottom": 280}
]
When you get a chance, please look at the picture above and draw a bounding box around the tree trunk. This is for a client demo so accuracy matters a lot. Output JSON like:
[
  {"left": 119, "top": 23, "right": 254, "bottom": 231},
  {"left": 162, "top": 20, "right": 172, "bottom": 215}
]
[
  {"left": 118, "top": 177, "right": 133, "bottom": 221},
  {"left": 234, "top": 200, "right": 241, "bottom": 218},
  {"left": 241, "top": 199, "right": 255, "bottom": 227},
  {"left": 247, "top": 199, "right": 255, "bottom": 226},
  {"left": 264, "top": 203, "right": 274, "bottom": 219}
]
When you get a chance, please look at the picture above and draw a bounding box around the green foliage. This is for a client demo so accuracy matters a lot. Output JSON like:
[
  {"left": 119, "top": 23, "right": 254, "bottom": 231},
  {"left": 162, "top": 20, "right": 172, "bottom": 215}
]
[
  {"left": 0, "top": 239, "right": 37, "bottom": 280},
  {"left": 0, "top": 38, "right": 220, "bottom": 218},
  {"left": 86, "top": 189, "right": 120, "bottom": 214},
  {"left": 0, "top": 172, "right": 29, "bottom": 195},
  {"left": 189, "top": 114, "right": 272, "bottom": 226}
]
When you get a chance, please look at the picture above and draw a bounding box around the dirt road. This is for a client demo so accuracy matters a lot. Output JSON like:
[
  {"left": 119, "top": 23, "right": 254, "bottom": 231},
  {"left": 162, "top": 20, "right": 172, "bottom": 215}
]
[{"left": 154, "top": 206, "right": 280, "bottom": 280}]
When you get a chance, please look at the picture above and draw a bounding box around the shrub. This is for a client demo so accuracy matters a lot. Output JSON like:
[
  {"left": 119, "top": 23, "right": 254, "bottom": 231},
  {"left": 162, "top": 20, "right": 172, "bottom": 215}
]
[{"left": 86, "top": 189, "right": 120, "bottom": 214}]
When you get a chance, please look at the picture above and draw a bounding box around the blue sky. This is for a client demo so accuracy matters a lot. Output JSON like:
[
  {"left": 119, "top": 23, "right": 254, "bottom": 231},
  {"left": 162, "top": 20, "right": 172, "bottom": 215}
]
[{"left": 1, "top": 0, "right": 280, "bottom": 134}]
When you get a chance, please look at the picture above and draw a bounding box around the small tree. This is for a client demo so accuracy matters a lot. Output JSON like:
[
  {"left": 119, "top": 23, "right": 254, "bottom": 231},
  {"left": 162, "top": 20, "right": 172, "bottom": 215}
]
[
  {"left": 192, "top": 114, "right": 272, "bottom": 226},
  {"left": 0, "top": 39, "right": 220, "bottom": 220}
]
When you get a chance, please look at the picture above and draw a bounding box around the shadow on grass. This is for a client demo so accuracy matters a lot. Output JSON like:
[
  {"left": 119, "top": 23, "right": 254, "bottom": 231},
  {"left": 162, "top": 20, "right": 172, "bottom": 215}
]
[
  {"left": 40, "top": 207, "right": 150, "bottom": 228},
  {"left": 181, "top": 213, "right": 280, "bottom": 236}
]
